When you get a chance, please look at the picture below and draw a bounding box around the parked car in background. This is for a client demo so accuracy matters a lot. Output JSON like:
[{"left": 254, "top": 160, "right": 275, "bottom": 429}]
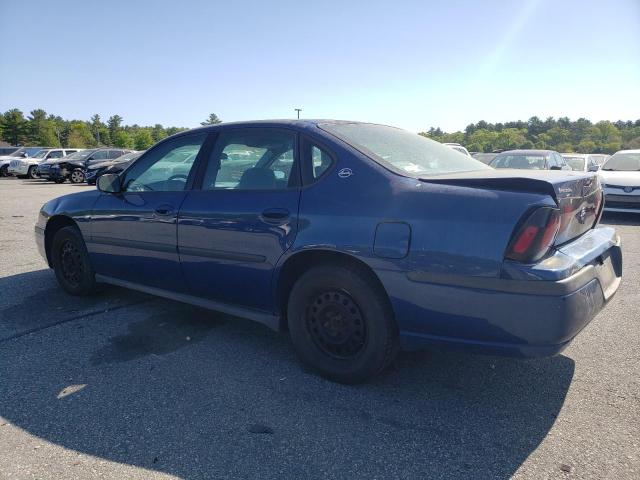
[
  {"left": 35, "top": 120, "right": 620, "bottom": 383},
  {"left": 490, "top": 149, "right": 571, "bottom": 170},
  {"left": 38, "top": 148, "right": 133, "bottom": 183},
  {"left": 472, "top": 152, "right": 499, "bottom": 164},
  {"left": 590, "top": 154, "right": 611, "bottom": 166},
  {"left": 443, "top": 142, "right": 471, "bottom": 156},
  {"left": 0, "top": 147, "right": 46, "bottom": 176},
  {"left": 0, "top": 146, "right": 20, "bottom": 156},
  {"left": 85, "top": 151, "right": 142, "bottom": 185},
  {"left": 8, "top": 148, "right": 80, "bottom": 179},
  {"left": 561, "top": 153, "right": 602, "bottom": 172},
  {"left": 599, "top": 149, "right": 640, "bottom": 213}
]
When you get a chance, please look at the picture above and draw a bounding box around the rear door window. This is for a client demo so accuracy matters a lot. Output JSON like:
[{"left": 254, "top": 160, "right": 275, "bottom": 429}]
[{"left": 202, "top": 129, "right": 297, "bottom": 190}]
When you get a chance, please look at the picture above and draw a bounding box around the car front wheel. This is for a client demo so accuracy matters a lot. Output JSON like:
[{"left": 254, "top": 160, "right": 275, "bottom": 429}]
[
  {"left": 0, "top": 165, "right": 7, "bottom": 177},
  {"left": 70, "top": 169, "right": 85, "bottom": 183},
  {"left": 288, "top": 264, "right": 398, "bottom": 384},
  {"left": 51, "top": 226, "right": 97, "bottom": 295}
]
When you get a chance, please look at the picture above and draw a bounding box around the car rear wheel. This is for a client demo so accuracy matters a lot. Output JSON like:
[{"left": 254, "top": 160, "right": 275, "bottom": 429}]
[
  {"left": 288, "top": 264, "right": 398, "bottom": 384},
  {"left": 51, "top": 226, "right": 97, "bottom": 295},
  {"left": 27, "top": 166, "right": 38, "bottom": 179},
  {"left": 70, "top": 169, "right": 85, "bottom": 184}
]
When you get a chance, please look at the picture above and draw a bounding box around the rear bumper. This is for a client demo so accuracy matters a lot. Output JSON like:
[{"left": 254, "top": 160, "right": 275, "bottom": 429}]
[{"left": 382, "top": 228, "right": 622, "bottom": 357}]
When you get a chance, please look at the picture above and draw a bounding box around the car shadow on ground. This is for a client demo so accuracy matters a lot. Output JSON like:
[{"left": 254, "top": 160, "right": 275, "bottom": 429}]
[{"left": 0, "top": 269, "right": 575, "bottom": 479}]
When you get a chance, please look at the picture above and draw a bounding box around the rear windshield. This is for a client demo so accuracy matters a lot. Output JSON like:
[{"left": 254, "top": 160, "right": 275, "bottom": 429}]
[
  {"left": 602, "top": 152, "right": 640, "bottom": 171},
  {"left": 491, "top": 153, "right": 547, "bottom": 170},
  {"left": 320, "top": 123, "right": 489, "bottom": 177},
  {"left": 564, "top": 156, "right": 586, "bottom": 171}
]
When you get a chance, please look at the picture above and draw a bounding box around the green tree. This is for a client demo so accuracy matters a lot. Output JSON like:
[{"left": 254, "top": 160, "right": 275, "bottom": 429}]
[
  {"left": 576, "top": 139, "right": 597, "bottom": 153},
  {"left": 90, "top": 114, "right": 109, "bottom": 145},
  {"left": 28, "top": 109, "right": 60, "bottom": 146},
  {"left": 151, "top": 124, "right": 167, "bottom": 142},
  {"left": 66, "top": 121, "right": 95, "bottom": 148},
  {"left": 201, "top": 113, "right": 222, "bottom": 125},
  {"left": 107, "top": 115, "right": 123, "bottom": 141},
  {"left": 1, "top": 109, "right": 29, "bottom": 145},
  {"left": 134, "top": 129, "right": 154, "bottom": 150},
  {"left": 113, "top": 130, "right": 133, "bottom": 148}
]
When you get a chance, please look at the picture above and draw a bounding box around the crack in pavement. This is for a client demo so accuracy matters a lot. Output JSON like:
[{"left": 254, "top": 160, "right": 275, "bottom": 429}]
[{"left": 0, "top": 299, "right": 153, "bottom": 344}]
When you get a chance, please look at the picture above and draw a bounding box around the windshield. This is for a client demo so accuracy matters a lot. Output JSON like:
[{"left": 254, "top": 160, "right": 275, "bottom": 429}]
[
  {"left": 320, "top": 123, "right": 489, "bottom": 177},
  {"left": 472, "top": 153, "right": 498, "bottom": 164},
  {"left": 602, "top": 152, "right": 640, "bottom": 171},
  {"left": 113, "top": 151, "right": 141, "bottom": 163},
  {"left": 32, "top": 150, "right": 50, "bottom": 159},
  {"left": 62, "top": 149, "right": 97, "bottom": 161},
  {"left": 491, "top": 153, "right": 547, "bottom": 170},
  {"left": 10, "top": 147, "right": 45, "bottom": 157},
  {"left": 564, "top": 157, "right": 586, "bottom": 171}
]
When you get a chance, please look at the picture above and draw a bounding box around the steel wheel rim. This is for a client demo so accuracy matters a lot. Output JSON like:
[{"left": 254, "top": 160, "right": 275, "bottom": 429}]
[
  {"left": 60, "top": 240, "right": 83, "bottom": 286},
  {"left": 305, "top": 290, "right": 367, "bottom": 360},
  {"left": 71, "top": 171, "right": 84, "bottom": 183}
]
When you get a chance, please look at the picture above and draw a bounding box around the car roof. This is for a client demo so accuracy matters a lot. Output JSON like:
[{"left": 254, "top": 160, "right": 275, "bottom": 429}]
[
  {"left": 613, "top": 149, "right": 640, "bottom": 154},
  {"left": 182, "top": 119, "right": 369, "bottom": 135},
  {"left": 497, "top": 149, "right": 555, "bottom": 155}
]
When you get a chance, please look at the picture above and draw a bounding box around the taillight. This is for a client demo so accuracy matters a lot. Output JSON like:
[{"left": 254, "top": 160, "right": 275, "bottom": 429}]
[{"left": 505, "top": 207, "right": 561, "bottom": 263}]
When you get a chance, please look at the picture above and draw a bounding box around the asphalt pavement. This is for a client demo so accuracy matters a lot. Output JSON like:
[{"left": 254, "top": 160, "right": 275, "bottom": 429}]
[{"left": 0, "top": 177, "right": 638, "bottom": 479}]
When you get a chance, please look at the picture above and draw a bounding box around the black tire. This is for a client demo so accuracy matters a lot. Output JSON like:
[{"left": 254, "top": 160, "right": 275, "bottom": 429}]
[
  {"left": 54, "top": 177, "right": 66, "bottom": 184},
  {"left": 51, "top": 226, "right": 97, "bottom": 296},
  {"left": 70, "top": 169, "right": 85, "bottom": 184},
  {"left": 27, "top": 165, "right": 38, "bottom": 179},
  {"left": 288, "top": 264, "right": 398, "bottom": 384},
  {"left": 0, "top": 165, "right": 7, "bottom": 177}
]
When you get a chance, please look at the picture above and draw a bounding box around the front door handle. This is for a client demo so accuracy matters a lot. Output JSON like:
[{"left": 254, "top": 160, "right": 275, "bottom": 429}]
[
  {"left": 261, "top": 208, "right": 290, "bottom": 223},
  {"left": 155, "top": 205, "right": 175, "bottom": 216}
]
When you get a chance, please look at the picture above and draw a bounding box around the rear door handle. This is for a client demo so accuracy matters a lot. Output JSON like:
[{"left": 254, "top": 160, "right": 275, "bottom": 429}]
[
  {"left": 155, "top": 205, "right": 175, "bottom": 216},
  {"left": 261, "top": 208, "right": 290, "bottom": 223}
]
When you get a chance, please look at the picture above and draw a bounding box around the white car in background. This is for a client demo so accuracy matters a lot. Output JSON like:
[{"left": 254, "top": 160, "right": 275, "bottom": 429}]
[
  {"left": 561, "top": 153, "right": 602, "bottom": 172},
  {"left": 8, "top": 148, "right": 80, "bottom": 179},
  {"left": 599, "top": 149, "right": 640, "bottom": 213},
  {"left": 443, "top": 142, "right": 471, "bottom": 156},
  {"left": 0, "top": 147, "right": 46, "bottom": 176}
]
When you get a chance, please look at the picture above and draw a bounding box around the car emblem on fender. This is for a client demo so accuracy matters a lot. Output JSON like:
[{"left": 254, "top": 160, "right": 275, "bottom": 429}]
[
  {"left": 338, "top": 168, "right": 353, "bottom": 178},
  {"left": 624, "top": 186, "right": 633, "bottom": 193}
]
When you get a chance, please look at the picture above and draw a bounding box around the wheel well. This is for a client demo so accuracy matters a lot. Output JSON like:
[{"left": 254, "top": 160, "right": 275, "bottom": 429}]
[
  {"left": 275, "top": 250, "right": 393, "bottom": 331},
  {"left": 44, "top": 215, "right": 78, "bottom": 266}
]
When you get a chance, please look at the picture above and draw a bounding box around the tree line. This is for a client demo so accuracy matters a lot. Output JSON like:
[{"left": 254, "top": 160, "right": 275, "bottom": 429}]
[
  {"left": 420, "top": 117, "right": 640, "bottom": 154},
  {"left": 0, "top": 109, "right": 223, "bottom": 150}
]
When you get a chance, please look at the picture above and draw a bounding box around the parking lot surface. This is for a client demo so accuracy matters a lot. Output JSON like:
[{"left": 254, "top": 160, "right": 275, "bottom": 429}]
[{"left": 0, "top": 177, "right": 638, "bottom": 479}]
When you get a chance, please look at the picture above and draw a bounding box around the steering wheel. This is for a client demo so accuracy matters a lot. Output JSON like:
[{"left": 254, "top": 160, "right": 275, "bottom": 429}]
[{"left": 168, "top": 174, "right": 188, "bottom": 182}]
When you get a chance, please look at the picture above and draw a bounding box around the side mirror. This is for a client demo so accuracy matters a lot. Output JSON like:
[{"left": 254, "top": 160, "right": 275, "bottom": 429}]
[
  {"left": 549, "top": 165, "right": 561, "bottom": 171},
  {"left": 588, "top": 164, "right": 600, "bottom": 172},
  {"left": 97, "top": 173, "right": 122, "bottom": 193}
]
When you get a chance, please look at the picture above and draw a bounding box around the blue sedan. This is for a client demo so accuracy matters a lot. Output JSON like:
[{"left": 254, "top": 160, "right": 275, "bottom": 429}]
[{"left": 35, "top": 120, "right": 622, "bottom": 383}]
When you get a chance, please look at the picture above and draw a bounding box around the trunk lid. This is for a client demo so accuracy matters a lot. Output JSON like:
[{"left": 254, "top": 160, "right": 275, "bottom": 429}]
[{"left": 420, "top": 169, "right": 602, "bottom": 245}]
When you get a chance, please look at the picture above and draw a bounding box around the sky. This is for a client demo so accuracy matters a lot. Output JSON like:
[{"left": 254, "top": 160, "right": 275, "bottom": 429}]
[{"left": 1, "top": 0, "right": 639, "bottom": 132}]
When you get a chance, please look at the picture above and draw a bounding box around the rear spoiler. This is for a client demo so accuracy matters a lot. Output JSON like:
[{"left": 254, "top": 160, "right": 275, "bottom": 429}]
[{"left": 420, "top": 177, "right": 558, "bottom": 202}]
